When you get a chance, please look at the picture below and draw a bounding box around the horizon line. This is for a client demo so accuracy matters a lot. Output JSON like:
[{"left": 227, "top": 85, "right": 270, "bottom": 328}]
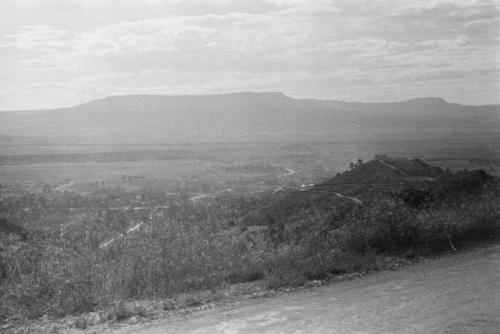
[{"left": 1, "top": 91, "right": 498, "bottom": 112}]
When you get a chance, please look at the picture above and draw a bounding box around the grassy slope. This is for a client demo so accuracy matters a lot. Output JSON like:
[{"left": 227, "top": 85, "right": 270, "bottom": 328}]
[{"left": 1, "top": 157, "right": 499, "bottom": 323}]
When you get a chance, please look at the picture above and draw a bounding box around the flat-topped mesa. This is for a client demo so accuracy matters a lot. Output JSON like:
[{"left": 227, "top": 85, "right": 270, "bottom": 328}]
[
  {"left": 97, "top": 91, "right": 289, "bottom": 102},
  {"left": 0, "top": 93, "right": 498, "bottom": 143},
  {"left": 403, "top": 97, "right": 447, "bottom": 104}
]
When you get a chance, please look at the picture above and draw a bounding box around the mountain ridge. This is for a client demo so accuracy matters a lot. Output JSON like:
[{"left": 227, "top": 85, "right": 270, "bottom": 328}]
[
  {"left": 3, "top": 92, "right": 500, "bottom": 114},
  {"left": 0, "top": 92, "right": 498, "bottom": 144}
]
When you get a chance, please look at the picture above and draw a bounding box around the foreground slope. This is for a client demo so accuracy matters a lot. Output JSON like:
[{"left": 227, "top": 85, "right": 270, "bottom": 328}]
[
  {"left": 1, "top": 92, "right": 499, "bottom": 143},
  {"left": 109, "top": 244, "right": 500, "bottom": 334}
]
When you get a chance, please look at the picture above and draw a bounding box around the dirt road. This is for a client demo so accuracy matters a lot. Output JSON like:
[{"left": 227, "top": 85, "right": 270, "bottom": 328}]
[{"left": 111, "top": 245, "right": 500, "bottom": 334}]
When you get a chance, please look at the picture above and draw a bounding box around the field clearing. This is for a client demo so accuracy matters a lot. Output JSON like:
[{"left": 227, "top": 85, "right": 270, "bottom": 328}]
[
  {"left": 0, "top": 159, "right": 209, "bottom": 184},
  {"left": 1, "top": 138, "right": 499, "bottom": 192}
]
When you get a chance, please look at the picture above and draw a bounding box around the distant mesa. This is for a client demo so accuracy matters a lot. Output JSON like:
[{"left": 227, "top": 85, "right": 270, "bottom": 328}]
[
  {"left": 403, "top": 97, "right": 447, "bottom": 104},
  {"left": 0, "top": 92, "right": 498, "bottom": 144}
]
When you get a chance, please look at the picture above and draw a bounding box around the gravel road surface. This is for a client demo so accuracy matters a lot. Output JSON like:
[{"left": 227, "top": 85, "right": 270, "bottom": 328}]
[{"left": 110, "top": 244, "right": 500, "bottom": 334}]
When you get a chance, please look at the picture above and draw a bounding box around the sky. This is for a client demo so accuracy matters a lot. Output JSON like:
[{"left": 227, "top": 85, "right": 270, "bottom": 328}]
[{"left": 0, "top": 0, "right": 499, "bottom": 110}]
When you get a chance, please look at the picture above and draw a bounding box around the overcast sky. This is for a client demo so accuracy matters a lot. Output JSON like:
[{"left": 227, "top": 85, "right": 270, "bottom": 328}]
[{"left": 0, "top": 0, "right": 499, "bottom": 110}]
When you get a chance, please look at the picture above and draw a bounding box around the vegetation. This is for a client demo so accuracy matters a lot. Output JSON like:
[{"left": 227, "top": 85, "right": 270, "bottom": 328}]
[{"left": 0, "top": 156, "right": 499, "bottom": 323}]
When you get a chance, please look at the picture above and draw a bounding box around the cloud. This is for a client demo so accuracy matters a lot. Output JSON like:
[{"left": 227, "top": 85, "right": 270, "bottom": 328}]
[
  {"left": 3, "top": 25, "right": 73, "bottom": 51},
  {"left": 0, "top": 0, "right": 498, "bottom": 109}
]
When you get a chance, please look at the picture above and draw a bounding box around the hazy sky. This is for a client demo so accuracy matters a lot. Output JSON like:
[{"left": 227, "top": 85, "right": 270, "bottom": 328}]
[{"left": 0, "top": 0, "right": 499, "bottom": 109}]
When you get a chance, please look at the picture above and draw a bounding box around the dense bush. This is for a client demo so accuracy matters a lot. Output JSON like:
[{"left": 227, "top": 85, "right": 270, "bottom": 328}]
[
  {"left": 322, "top": 194, "right": 500, "bottom": 256},
  {"left": 0, "top": 218, "right": 268, "bottom": 320},
  {"left": 1, "top": 169, "right": 498, "bottom": 322},
  {"left": 397, "top": 169, "right": 494, "bottom": 209}
]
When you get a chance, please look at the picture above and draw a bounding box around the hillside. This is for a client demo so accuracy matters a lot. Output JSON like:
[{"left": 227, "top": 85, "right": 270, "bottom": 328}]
[
  {"left": 1, "top": 92, "right": 498, "bottom": 144},
  {"left": 253, "top": 156, "right": 494, "bottom": 237},
  {"left": 321, "top": 156, "right": 444, "bottom": 185},
  {"left": 1, "top": 154, "right": 498, "bottom": 324}
]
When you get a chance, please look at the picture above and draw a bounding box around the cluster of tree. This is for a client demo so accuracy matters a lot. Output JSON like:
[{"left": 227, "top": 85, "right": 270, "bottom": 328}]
[{"left": 397, "top": 169, "right": 494, "bottom": 209}]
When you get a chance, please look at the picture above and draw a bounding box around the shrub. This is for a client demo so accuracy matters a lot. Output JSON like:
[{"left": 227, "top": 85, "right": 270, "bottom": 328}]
[
  {"left": 339, "top": 194, "right": 500, "bottom": 256},
  {"left": 398, "top": 188, "right": 434, "bottom": 209},
  {"left": 264, "top": 246, "right": 307, "bottom": 288},
  {"left": 0, "top": 217, "right": 268, "bottom": 320}
]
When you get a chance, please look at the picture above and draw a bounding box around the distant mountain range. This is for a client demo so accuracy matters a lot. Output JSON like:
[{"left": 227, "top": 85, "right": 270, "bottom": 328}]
[{"left": 1, "top": 92, "right": 498, "bottom": 144}]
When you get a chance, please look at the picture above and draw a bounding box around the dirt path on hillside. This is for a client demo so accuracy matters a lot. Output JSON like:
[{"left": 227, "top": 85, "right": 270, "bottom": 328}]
[
  {"left": 278, "top": 168, "right": 295, "bottom": 178},
  {"left": 54, "top": 181, "right": 75, "bottom": 191},
  {"left": 298, "top": 187, "right": 363, "bottom": 205},
  {"left": 108, "top": 244, "right": 500, "bottom": 334}
]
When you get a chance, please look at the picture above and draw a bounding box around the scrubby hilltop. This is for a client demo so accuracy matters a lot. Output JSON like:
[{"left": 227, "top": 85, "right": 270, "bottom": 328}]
[
  {"left": 252, "top": 156, "right": 497, "bottom": 248},
  {"left": 323, "top": 156, "right": 444, "bottom": 184}
]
